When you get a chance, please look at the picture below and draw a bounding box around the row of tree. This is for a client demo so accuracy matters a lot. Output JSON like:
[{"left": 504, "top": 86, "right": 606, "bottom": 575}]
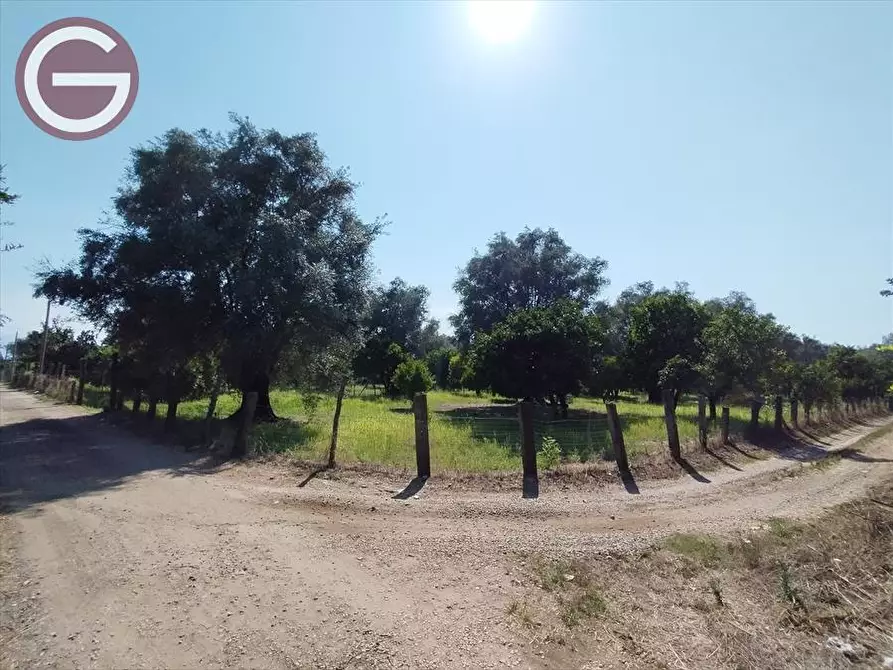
[{"left": 3, "top": 117, "right": 890, "bottom": 429}]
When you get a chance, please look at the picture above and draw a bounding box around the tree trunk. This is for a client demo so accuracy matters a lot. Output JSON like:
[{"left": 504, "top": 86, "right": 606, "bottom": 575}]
[
  {"left": 147, "top": 396, "right": 158, "bottom": 422},
  {"left": 557, "top": 394, "right": 569, "bottom": 419},
  {"left": 203, "top": 373, "right": 223, "bottom": 445},
  {"left": 749, "top": 400, "right": 761, "bottom": 430},
  {"left": 647, "top": 387, "right": 662, "bottom": 404},
  {"left": 132, "top": 390, "right": 142, "bottom": 414},
  {"left": 708, "top": 396, "right": 717, "bottom": 423},
  {"left": 673, "top": 389, "right": 682, "bottom": 411},
  {"left": 165, "top": 399, "right": 179, "bottom": 432},
  {"left": 327, "top": 380, "right": 347, "bottom": 468},
  {"left": 233, "top": 370, "right": 277, "bottom": 422}
]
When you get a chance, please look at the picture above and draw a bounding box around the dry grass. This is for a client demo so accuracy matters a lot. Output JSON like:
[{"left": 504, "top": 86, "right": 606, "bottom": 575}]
[{"left": 512, "top": 478, "right": 893, "bottom": 668}]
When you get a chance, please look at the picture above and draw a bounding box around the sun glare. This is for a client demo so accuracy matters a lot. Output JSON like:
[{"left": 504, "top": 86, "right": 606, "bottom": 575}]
[{"left": 468, "top": 1, "right": 536, "bottom": 45}]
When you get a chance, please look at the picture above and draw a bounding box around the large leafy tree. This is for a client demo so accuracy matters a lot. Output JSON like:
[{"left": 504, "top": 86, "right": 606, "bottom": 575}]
[
  {"left": 826, "top": 346, "right": 889, "bottom": 405},
  {"left": 37, "top": 116, "right": 380, "bottom": 420},
  {"left": 795, "top": 360, "right": 842, "bottom": 422},
  {"left": 352, "top": 278, "right": 434, "bottom": 393},
  {"left": 469, "top": 300, "right": 604, "bottom": 414},
  {"left": 698, "top": 294, "right": 788, "bottom": 417},
  {"left": 451, "top": 228, "right": 608, "bottom": 346},
  {"left": 625, "top": 288, "right": 707, "bottom": 403}
]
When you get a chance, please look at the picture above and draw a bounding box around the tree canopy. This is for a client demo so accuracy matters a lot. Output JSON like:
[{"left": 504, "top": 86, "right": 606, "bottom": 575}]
[
  {"left": 450, "top": 227, "right": 608, "bottom": 346},
  {"left": 468, "top": 300, "right": 604, "bottom": 411},
  {"left": 36, "top": 116, "right": 381, "bottom": 420}
]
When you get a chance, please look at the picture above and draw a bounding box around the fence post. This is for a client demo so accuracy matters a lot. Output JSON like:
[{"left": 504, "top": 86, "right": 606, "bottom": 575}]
[
  {"left": 697, "top": 395, "right": 708, "bottom": 449},
  {"left": 720, "top": 406, "right": 730, "bottom": 445},
  {"left": 413, "top": 392, "right": 431, "bottom": 480},
  {"left": 76, "top": 360, "right": 86, "bottom": 404},
  {"left": 519, "top": 401, "right": 538, "bottom": 498},
  {"left": 67, "top": 379, "right": 77, "bottom": 403},
  {"left": 774, "top": 396, "right": 783, "bottom": 431},
  {"left": 790, "top": 399, "right": 799, "bottom": 428},
  {"left": 232, "top": 392, "right": 258, "bottom": 458},
  {"left": 132, "top": 390, "right": 143, "bottom": 414},
  {"left": 164, "top": 397, "right": 179, "bottom": 432},
  {"left": 605, "top": 403, "right": 629, "bottom": 474},
  {"left": 662, "top": 389, "right": 681, "bottom": 459},
  {"left": 749, "top": 399, "right": 762, "bottom": 430},
  {"left": 114, "top": 389, "right": 125, "bottom": 411}
]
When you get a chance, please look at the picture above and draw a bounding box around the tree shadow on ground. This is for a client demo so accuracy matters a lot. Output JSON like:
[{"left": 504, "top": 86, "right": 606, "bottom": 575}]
[
  {"left": 392, "top": 476, "right": 427, "bottom": 499},
  {"left": 620, "top": 470, "right": 640, "bottom": 494},
  {"left": 743, "top": 419, "right": 893, "bottom": 465},
  {"left": 0, "top": 411, "right": 208, "bottom": 515},
  {"left": 704, "top": 447, "right": 743, "bottom": 472},
  {"left": 673, "top": 456, "right": 711, "bottom": 483}
]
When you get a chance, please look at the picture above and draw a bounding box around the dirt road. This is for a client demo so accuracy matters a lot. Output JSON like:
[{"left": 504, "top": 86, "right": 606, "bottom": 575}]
[{"left": 2, "top": 386, "right": 892, "bottom": 669}]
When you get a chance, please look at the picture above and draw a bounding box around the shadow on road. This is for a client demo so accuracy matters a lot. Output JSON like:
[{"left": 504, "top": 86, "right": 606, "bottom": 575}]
[{"left": 0, "top": 412, "right": 207, "bottom": 515}]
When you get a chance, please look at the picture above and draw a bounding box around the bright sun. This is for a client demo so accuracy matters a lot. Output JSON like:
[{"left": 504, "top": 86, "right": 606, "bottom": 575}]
[{"left": 468, "top": 0, "right": 536, "bottom": 44}]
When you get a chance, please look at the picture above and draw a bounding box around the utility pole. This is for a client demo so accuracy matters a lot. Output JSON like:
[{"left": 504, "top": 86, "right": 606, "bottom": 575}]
[{"left": 38, "top": 299, "right": 51, "bottom": 374}]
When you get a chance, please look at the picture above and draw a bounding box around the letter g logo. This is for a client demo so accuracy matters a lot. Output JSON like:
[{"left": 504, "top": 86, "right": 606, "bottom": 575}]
[{"left": 15, "top": 18, "right": 139, "bottom": 140}]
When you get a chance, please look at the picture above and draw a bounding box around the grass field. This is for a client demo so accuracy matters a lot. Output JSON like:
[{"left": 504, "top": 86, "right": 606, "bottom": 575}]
[{"left": 60, "top": 382, "right": 792, "bottom": 473}]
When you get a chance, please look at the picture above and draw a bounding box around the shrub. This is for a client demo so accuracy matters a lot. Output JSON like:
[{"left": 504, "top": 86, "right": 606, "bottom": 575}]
[
  {"left": 391, "top": 358, "right": 434, "bottom": 400},
  {"left": 538, "top": 435, "right": 562, "bottom": 470}
]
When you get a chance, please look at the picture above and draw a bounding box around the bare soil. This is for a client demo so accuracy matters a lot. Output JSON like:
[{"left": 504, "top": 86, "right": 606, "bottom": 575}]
[{"left": 2, "top": 386, "right": 891, "bottom": 669}]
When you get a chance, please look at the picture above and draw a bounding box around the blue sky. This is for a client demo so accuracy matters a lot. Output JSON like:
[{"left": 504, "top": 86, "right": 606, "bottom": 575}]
[{"left": 0, "top": 0, "right": 890, "bottom": 348}]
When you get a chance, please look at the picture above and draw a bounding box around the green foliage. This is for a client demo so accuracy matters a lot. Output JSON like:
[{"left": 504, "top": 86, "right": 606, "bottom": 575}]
[
  {"left": 6, "top": 320, "right": 98, "bottom": 372},
  {"left": 698, "top": 296, "right": 789, "bottom": 401},
  {"left": 538, "top": 435, "right": 562, "bottom": 470},
  {"left": 590, "top": 354, "right": 627, "bottom": 401},
  {"left": 353, "top": 278, "right": 444, "bottom": 388},
  {"left": 468, "top": 300, "right": 604, "bottom": 401},
  {"left": 424, "top": 347, "right": 455, "bottom": 389},
  {"left": 626, "top": 288, "right": 707, "bottom": 400},
  {"left": 451, "top": 227, "right": 608, "bottom": 346},
  {"left": 391, "top": 358, "right": 434, "bottom": 400},
  {"left": 36, "top": 117, "right": 380, "bottom": 414},
  {"left": 795, "top": 360, "right": 841, "bottom": 414}
]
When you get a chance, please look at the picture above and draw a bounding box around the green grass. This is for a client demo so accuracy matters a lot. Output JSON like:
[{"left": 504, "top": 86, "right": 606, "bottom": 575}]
[
  {"left": 664, "top": 533, "right": 727, "bottom": 567},
  {"left": 39, "top": 381, "right": 830, "bottom": 473}
]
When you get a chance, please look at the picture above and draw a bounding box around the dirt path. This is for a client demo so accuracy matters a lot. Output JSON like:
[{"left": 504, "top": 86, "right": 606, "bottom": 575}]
[{"left": 2, "top": 386, "right": 892, "bottom": 670}]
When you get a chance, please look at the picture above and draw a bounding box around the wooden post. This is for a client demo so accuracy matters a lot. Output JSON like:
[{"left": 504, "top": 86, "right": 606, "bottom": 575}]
[
  {"left": 790, "top": 399, "right": 799, "bottom": 428},
  {"left": 605, "top": 403, "right": 629, "bottom": 473},
  {"left": 114, "top": 389, "right": 125, "bottom": 411},
  {"left": 132, "top": 390, "right": 142, "bottom": 414},
  {"left": 662, "top": 389, "right": 681, "bottom": 459},
  {"left": 67, "top": 380, "right": 77, "bottom": 403},
  {"left": 76, "top": 360, "right": 86, "bottom": 405},
  {"left": 720, "top": 406, "right": 730, "bottom": 445},
  {"left": 327, "top": 380, "right": 347, "bottom": 468},
  {"left": 413, "top": 392, "right": 431, "bottom": 479},
  {"left": 697, "top": 395, "right": 708, "bottom": 449},
  {"left": 519, "top": 401, "right": 538, "bottom": 498},
  {"left": 232, "top": 392, "right": 258, "bottom": 458},
  {"left": 749, "top": 399, "right": 761, "bottom": 430},
  {"left": 146, "top": 396, "right": 158, "bottom": 422},
  {"left": 774, "top": 396, "right": 783, "bottom": 431},
  {"left": 164, "top": 398, "right": 179, "bottom": 432},
  {"left": 202, "top": 374, "right": 223, "bottom": 446},
  {"left": 60, "top": 364, "right": 66, "bottom": 379}
]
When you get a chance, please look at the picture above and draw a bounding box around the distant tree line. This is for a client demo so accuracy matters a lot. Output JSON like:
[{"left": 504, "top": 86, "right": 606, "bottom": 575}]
[{"left": 8, "top": 116, "right": 888, "bottom": 434}]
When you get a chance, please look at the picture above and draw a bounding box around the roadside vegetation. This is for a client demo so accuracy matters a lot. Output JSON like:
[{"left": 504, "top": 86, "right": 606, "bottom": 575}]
[{"left": 508, "top": 477, "right": 893, "bottom": 668}]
